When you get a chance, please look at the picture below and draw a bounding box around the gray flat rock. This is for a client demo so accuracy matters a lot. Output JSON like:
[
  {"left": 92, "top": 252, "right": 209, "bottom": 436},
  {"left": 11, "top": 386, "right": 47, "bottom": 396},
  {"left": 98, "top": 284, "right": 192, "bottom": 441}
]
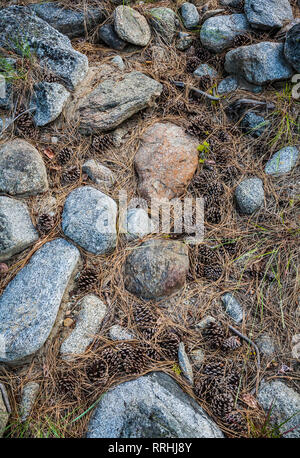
[
  {"left": 31, "top": 82, "right": 70, "bottom": 127},
  {"left": 114, "top": 6, "right": 151, "bottom": 46},
  {"left": 62, "top": 186, "right": 117, "bottom": 255},
  {"left": 20, "top": 382, "right": 40, "bottom": 422},
  {"left": 0, "top": 238, "right": 80, "bottom": 363},
  {"left": 181, "top": 3, "right": 200, "bottom": 29},
  {"left": 244, "top": 0, "right": 293, "bottom": 30},
  {"left": 178, "top": 343, "right": 194, "bottom": 385},
  {"left": 82, "top": 159, "right": 116, "bottom": 189},
  {"left": 150, "top": 8, "right": 178, "bottom": 43},
  {"left": 221, "top": 293, "right": 243, "bottom": 323},
  {"left": 0, "top": 196, "right": 38, "bottom": 262},
  {"left": 87, "top": 372, "right": 224, "bottom": 438},
  {"left": 109, "top": 325, "right": 135, "bottom": 341},
  {"left": 265, "top": 146, "right": 299, "bottom": 176},
  {"left": 124, "top": 208, "right": 153, "bottom": 241},
  {"left": 98, "top": 23, "right": 127, "bottom": 50},
  {"left": 235, "top": 177, "right": 264, "bottom": 214}
]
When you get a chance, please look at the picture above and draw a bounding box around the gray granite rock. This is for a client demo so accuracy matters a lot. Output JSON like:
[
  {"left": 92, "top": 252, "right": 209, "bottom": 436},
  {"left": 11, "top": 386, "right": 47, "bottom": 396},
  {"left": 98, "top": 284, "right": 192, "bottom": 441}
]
[
  {"left": 258, "top": 380, "right": 300, "bottom": 438},
  {"left": 225, "top": 42, "right": 293, "bottom": 85},
  {"left": 178, "top": 343, "right": 194, "bottom": 385},
  {"left": 0, "top": 238, "right": 80, "bottom": 363},
  {"left": 150, "top": 7, "right": 178, "bottom": 43},
  {"left": 235, "top": 177, "right": 264, "bottom": 214},
  {"left": 240, "top": 112, "right": 270, "bottom": 137},
  {"left": 109, "top": 325, "right": 135, "bottom": 341},
  {"left": 0, "top": 196, "right": 38, "bottom": 262},
  {"left": 200, "top": 14, "right": 250, "bottom": 53},
  {"left": 62, "top": 186, "right": 117, "bottom": 255},
  {"left": 217, "top": 76, "right": 238, "bottom": 94},
  {"left": 221, "top": 293, "right": 243, "bottom": 323},
  {"left": 87, "top": 372, "right": 224, "bottom": 438},
  {"left": 0, "top": 389, "right": 9, "bottom": 437},
  {"left": 255, "top": 335, "right": 276, "bottom": 356},
  {"left": 111, "top": 55, "right": 125, "bottom": 70},
  {"left": 114, "top": 6, "right": 151, "bottom": 46},
  {"left": 98, "top": 23, "right": 127, "bottom": 50},
  {"left": 265, "top": 146, "right": 299, "bottom": 176},
  {"left": 237, "top": 76, "right": 263, "bottom": 94},
  {"left": 29, "top": 2, "right": 105, "bottom": 38},
  {"left": 284, "top": 24, "right": 300, "bottom": 73},
  {"left": 76, "top": 71, "right": 162, "bottom": 134},
  {"left": 124, "top": 239, "right": 189, "bottom": 300},
  {"left": 176, "top": 32, "right": 193, "bottom": 50},
  {"left": 20, "top": 382, "right": 40, "bottom": 422},
  {"left": 193, "top": 64, "right": 217, "bottom": 79},
  {"left": 82, "top": 159, "right": 116, "bottom": 189},
  {"left": 60, "top": 294, "right": 107, "bottom": 359},
  {"left": 0, "top": 6, "right": 88, "bottom": 90},
  {"left": 181, "top": 3, "right": 200, "bottom": 29},
  {"left": 244, "top": 0, "right": 293, "bottom": 31},
  {"left": 0, "top": 139, "right": 48, "bottom": 196},
  {"left": 196, "top": 316, "right": 217, "bottom": 330},
  {"left": 0, "top": 58, "right": 16, "bottom": 110},
  {"left": 220, "top": 0, "right": 243, "bottom": 6},
  {"left": 31, "top": 82, "right": 70, "bottom": 127},
  {"left": 124, "top": 208, "right": 153, "bottom": 241}
]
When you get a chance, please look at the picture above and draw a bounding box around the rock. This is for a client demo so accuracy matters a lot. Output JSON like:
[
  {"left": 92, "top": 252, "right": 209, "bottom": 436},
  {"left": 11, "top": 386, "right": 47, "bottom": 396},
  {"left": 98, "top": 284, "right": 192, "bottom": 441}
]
[
  {"left": 62, "top": 186, "right": 117, "bottom": 255},
  {"left": 221, "top": 293, "right": 243, "bottom": 323},
  {"left": 193, "top": 64, "right": 218, "bottom": 79},
  {"left": 98, "top": 23, "right": 127, "bottom": 50},
  {"left": 0, "top": 6, "right": 88, "bottom": 91},
  {"left": 264, "top": 146, "right": 299, "bottom": 176},
  {"left": 82, "top": 159, "right": 116, "bottom": 189},
  {"left": 176, "top": 32, "right": 193, "bottom": 51},
  {"left": 0, "top": 196, "right": 39, "bottom": 262},
  {"left": 111, "top": 55, "right": 125, "bottom": 70},
  {"left": 256, "top": 335, "right": 276, "bottom": 356},
  {"left": 244, "top": 0, "right": 293, "bottom": 31},
  {"left": 292, "top": 334, "right": 300, "bottom": 360},
  {"left": 0, "top": 139, "right": 48, "bottom": 196},
  {"left": 75, "top": 71, "right": 162, "bottom": 134},
  {"left": 87, "top": 372, "right": 224, "bottom": 438},
  {"left": 0, "top": 238, "right": 80, "bottom": 363},
  {"left": 225, "top": 42, "right": 293, "bottom": 85},
  {"left": 0, "top": 58, "right": 15, "bottom": 110},
  {"left": 196, "top": 316, "right": 216, "bottom": 330},
  {"left": 60, "top": 294, "right": 107, "bottom": 359},
  {"left": 109, "top": 325, "right": 135, "bottom": 341},
  {"left": 150, "top": 7, "right": 178, "bottom": 43},
  {"left": 235, "top": 177, "right": 264, "bottom": 214},
  {"left": 284, "top": 24, "right": 300, "bottom": 73},
  {"left": 20, "top": 382, "right": 39, "bottom": 422},
  {"left": 114, "top": 6, "right": 151, "bottom": 46},
  {"left": 181, "top": 3, "right": 200, "bottom": 29},
  {"left": 29, "top": 2, "right": 105, "bottom": 38},
  {"left": 220, "top": 0, "right": 243, "bottom": 6},
  {"left": 200, "top": 14, "right": 250, "bottom": 53},
  {"left": 202, "top": 10, "right": 226, "bottom": 22},
  {"left": 240, "top": 112, "right": 270, "bottom": 137},
  {"left": 0, "top": 117, "right": 12, "bottom": 136},
  {"left": 217, "top": 76, "right": 238, "bottom": 94},
  {"left": 31, "top": 82, "right": 70, "bottom": 127},
  {"left": 178, "top": 343, "right": 194, "bottom": 385},
  {"left": 237, "top": 76, "right": 263, "bottom": 94},
  {"left": 134, "top": 122, "right": 198, "bottom": 200},
  {"left": 190, "top": 349, "right": 205, "bottom": 367},
  {"left": 124, "top": 208, "right": 153, "bottom": 241},
  {"left": 0, "top": 389, "right": 9, "bottom": 437},
  {"left": 124, "top": 239, "right": 189, "bottom": 300},
  {"left": 258, "top": 380, "right": 300, "bottom": 438}
]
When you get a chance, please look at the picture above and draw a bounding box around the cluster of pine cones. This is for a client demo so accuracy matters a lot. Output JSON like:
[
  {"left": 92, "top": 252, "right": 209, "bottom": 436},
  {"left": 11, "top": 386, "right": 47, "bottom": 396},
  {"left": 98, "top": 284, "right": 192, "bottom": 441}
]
[
  {"left": 91, "top": 134, "right": 113, "bottom": 153},
  {"left": 14, "top": 106, "right": 36, "bottom": 138},
  {"left": 189, "top": 170, "right": 224, "bottom": 225},
  {"left": 203, "top": 321, "right": 242, "bottom": 351}
]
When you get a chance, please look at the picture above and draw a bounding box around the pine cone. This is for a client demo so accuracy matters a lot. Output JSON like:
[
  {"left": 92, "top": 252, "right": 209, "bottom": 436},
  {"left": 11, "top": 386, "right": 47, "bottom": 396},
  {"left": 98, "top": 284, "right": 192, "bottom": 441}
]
[
  {"left": 37, "top": 213, "right": 54, "bottom": 234},
  {"left": 211, "top": 390, "right": 235, "bottom": 416},
  {"left": 194, "top": 45, "right": 212, "bottom": 62},
  {"left": 233, "top": 34, "right": 251, "bottom": 48},
  {"left": 15, "top": 111, "right": 36, "bottom": 137},
  {"left": 226, "top": 370, "right": 241, "bottom": 392},
  {"left": 186, "top": 115, "right": 212, "bottom": 139},
  {"left": 203, "top": 323, "right": 225, "bottom": 348},
  {"left": 76, "top": 268, "right": 98, "bottom": 292},
  {"left": 186, "top": 56, "right": 201, "bottom": 73},
  {"left": 86, "top": 358, "right": 109, "bottom": 383},
  {"left": 198, "top": 246, "right": 217, "bottom": 264},
  {"left": 203, "top": 360, "right": 226, "bottom": 377},
  {"left": 61, "top": 166, "right": 80, "bottom": 185},
  {"left": 91, "top": 134, "right": 113, "bottom": 153},
  {"left": 57, "top": 147, "right": 72, "bottom": 165},
  {"left": 222, "top": 336, "right": 242, "bottom": 351},
  {"left": 133, "top": 303, "right": 158, "bottom": 329},
  {"left": 224, "top": 411, "right": 247, "bottom": 433},
  {"left": 198, "top": 75, "right": 213, "bottom": 91},
  {"left": 159, "top": 329, "right": 180, "bottom": 360},
  {"left": 223, "top": 166, "right": 239, "bottom": 185},
  {"left": 220, "top": 239, "right": 238, "bottom": 256},
  {"left": 57, "top": 374, "right": 77, "bottom": 398},
  {"left": 203, "top": 264, "right": 223, "bottom": 281},
  {"left": 205, "top": 205, "right": 222, "bottom": 225}
]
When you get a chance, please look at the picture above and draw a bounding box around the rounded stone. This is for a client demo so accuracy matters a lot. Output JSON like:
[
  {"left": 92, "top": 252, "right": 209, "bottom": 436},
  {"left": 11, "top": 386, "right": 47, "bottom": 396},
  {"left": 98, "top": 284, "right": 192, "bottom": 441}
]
[
  {"left": 114, "top": 6, "right": 151, "bottom": 46},
  {"left": 181, "top": 3, "right": 200, "bottom": 29},
  {"left": 124, "top": 239, "right": 189, "bottom": 300},
  {"left": 235, "top": 177, "right": 264, "bottom": 215},
  {"left": 284, "top": 24, "right": 300, "bottom": 73},
  {"left": 264, "top": 146, "right": 299, "bottom": 176}
]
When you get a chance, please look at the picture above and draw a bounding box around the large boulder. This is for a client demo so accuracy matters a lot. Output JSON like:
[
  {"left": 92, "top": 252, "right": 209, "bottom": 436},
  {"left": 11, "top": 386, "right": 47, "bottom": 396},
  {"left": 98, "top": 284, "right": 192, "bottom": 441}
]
[
  {"left": 0, "top": 6, "right": 88, "bottom": 90},
  {"left": 0, "top": 139, "right": 48, "bottom": 196},
  {"left": 62, "top": 186, "right": 117, "bottom": 255},
  {"left": 200, "top": 14, "right": 251, "bottom": 53},
  {"left": 284, "top": 24, "right": 300, "bottom": 73},
  {"left": 31, "top": 82, "right": 70, "bottom": 126},
  {"left": 244, "top": 0, "right": 293, "bottom": 31},
  {"left": 258, "top": 380, "right": 300, "bottom": 438},
  {"left": 29, "top": 2, "right": 105, "bottom": 38},
  {"left": 0, "top": 239, "right": 80, "bottom": 363},
  {"left": 114, "top": 6, "right": 151, "bottom": 46},
  {"left": 0, "top": 196, "right": 38, "bottom": 262},
  {"left": 73, "top": 71, "right": 162, "bottom": 134},
  {"left": 225, "top": 42, "right": 293, "bottom": 85},
  {"left": 87, "top": 372, "right": 224, "bottom": 438},
  {"left": 134, "top": 122, "right": 198, "bottom": 200},
  {"left": 124, "top": 239, "right": 189, "bottom": 300}
]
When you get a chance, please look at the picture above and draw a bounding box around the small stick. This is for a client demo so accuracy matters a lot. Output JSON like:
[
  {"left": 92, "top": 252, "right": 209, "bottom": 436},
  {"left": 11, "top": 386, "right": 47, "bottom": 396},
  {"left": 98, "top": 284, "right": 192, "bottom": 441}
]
[
  {"left": 171, "top": 80, "right": 220, "bottom": 101},
  {"left": 0, "top": 383, "right": 11, "bottom": 414}
]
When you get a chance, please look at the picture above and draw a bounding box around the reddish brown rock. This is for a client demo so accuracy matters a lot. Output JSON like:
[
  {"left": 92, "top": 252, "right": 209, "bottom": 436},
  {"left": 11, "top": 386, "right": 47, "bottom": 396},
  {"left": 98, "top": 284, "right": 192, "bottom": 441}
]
[{"left": 134, "top": 122, "right": 199, "bottom": 200}]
